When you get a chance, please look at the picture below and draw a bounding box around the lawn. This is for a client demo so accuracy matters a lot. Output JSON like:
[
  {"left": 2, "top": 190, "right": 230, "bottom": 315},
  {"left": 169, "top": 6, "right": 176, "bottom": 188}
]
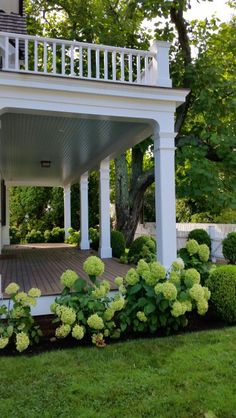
[{"left": 0, "top": 328, "right": 236, "bottom": 418}]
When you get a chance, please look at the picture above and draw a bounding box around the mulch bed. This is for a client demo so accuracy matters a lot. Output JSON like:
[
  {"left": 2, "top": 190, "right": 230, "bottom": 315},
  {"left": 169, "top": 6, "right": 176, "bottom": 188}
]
[{"left": 0, "top": 310, "right": 227, "bottom": 357}]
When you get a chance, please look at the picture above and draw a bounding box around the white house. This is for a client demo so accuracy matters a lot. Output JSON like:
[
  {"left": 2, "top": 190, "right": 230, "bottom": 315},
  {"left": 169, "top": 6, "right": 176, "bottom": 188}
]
[{"left": 0, "top": 0, "right": 189, "bottom": 268}]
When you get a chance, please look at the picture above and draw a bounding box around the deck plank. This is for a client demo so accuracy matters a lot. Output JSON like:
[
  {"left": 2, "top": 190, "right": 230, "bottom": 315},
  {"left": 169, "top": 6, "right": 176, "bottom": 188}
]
[{"left": 0, "top": 244, "right": 131, "bottom": 297}]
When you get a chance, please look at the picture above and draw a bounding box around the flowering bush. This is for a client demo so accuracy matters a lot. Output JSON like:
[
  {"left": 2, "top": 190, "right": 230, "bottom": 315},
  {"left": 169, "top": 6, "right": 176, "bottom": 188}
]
[
  {"left": 0, "top": 283, "right": 42, "bottom": 352},
  {"left": 178, "top": 239, "right": 211, "bottom": 284},
  {"left": 52, "top": 256, "right": 123, "bottom": 347},
  {"left": 116, "top": 257, "right": 210, "bottom": 335}
]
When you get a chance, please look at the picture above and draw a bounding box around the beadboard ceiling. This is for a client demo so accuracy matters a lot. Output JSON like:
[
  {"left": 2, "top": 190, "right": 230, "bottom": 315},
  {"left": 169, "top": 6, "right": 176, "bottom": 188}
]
[{"left": 0, "top": 111, "right": 151, "bottom": 186}]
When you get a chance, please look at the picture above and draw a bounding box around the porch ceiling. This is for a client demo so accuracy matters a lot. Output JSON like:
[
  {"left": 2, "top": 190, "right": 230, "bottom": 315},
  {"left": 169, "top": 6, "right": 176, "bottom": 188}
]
[{"left": 0, "top": 110, "right": 152, "bottom": 186}]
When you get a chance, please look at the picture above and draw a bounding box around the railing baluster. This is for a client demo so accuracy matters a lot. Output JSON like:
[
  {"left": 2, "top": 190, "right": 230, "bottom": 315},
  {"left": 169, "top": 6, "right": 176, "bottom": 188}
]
[
  {"left": 79, "top": 46, "right": 83, "bottom": 77},
  {"left": 25, "top": 39, "right": 28, "bottom": 71},
  {"left": 104, "top": 49, "right": 108, "bottom": 80},
  {"left": 43, "top": 41, "right": 47, "bottom": 73},
  {"left": 112, "top": 51, "right": 116, "bottom": 81},
  {"left": 70, "top": 44, "right": 74, "bottom": 76},
  {"left": 15, "top": 37, "right": 19, "bottom": 70},
  {"left": 52, "top": 42, "right": 56, "bottom": 74},
  {"left": 87, "top": 48, "right": 91, "bottom": 78},
  {"left": 4, "top": 36, "right": 9, "bottom": 69},
  {"left": 61, "top": 44, "right": 65, "bottom": 75},
  {"left": 96, "top": 48, "right": 100, "bottom": 79},
  {"left": 144, "top": 55, "right": 149, "bottom": 84},
  {"left": 120, "top": 52, "right": 124, "bottom": 82},
  {"left": 136, "top": 54, "right": 141, "bottom": 83},
  {"left": 34, "top": 40, "right": 38, "bottom": 72},
  {"left": 128, "top": 53, "right": 132, "bottom": 83}
]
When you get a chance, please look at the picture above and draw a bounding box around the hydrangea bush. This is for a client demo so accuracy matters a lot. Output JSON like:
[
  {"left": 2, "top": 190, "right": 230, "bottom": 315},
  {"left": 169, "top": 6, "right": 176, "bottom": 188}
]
[
  {"left": 51, "top": 256, "right": 124, "bottom": 347},
  {"left": 116, "top": 257, "right": 211, "bottom": 335},
  {"left": 0, "top": 283, "right": 42, "bottom": 352},
  {"left": 178, "top": 239, "right": 211, "bottom": 284}
]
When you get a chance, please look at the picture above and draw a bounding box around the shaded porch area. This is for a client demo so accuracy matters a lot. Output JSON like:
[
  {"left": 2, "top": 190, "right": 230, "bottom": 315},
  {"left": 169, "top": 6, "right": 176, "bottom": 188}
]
[{"left": 0, "top": 244, "right": 131, "bottom": 297}]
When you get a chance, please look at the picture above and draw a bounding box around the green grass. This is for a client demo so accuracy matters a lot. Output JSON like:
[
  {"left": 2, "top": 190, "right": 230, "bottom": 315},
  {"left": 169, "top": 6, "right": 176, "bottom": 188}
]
[{"left": 1, "top": 328, "right": 236, "bottom": 418}]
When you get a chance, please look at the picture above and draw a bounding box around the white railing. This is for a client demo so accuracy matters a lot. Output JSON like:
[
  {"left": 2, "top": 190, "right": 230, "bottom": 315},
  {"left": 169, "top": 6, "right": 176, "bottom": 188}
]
[{"left": 0, "top": 32, "right": 172, "bottom": 87}]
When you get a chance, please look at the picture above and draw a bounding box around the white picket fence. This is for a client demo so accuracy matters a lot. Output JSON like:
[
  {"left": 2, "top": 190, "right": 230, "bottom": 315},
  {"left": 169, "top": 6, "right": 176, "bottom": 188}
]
[{"left": 135, "top": 223, "right": 236, "bottom": 261}]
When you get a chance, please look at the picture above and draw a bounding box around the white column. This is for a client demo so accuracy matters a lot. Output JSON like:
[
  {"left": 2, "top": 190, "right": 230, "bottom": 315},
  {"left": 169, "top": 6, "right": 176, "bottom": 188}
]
[
  {"left": 99, "top": 157, "right": 112, "bottom": 258},
  {"left": 64, "top": 186, "right": 71, "bottom": 238},
  {"left": 2, "top": 186, "right": 10, "bottom": 245},
  {"left": 154, "top": 131, "right": 177, "bottom": 268},
  {"left": 149, "top": 41, "right": 172, "bottom": 87},
  {"left": 80, "top": 172, "right": 90, "bottom": 250}
]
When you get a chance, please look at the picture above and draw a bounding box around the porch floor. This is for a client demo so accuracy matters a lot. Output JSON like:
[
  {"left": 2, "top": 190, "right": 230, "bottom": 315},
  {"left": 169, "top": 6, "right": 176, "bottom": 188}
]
[{"left": 0, "top": 244, "right": 130, "bottom": 297}]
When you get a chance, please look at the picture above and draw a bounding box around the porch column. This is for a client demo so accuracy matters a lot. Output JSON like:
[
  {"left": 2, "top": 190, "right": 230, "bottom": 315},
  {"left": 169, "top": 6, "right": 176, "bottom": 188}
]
[
  {"left": 154, "top": 131, "right": 177, "bottom": 268},
  {"left": 80, "top": 172, "right": 90, "bottom": 250},
  {"left": 99, "top": 158, "right": 112, "bottom": 259},
  {"left": 0, "top": 178, "right": 2, "bottom": 254},
  {"left": 2, "top": 186, "right": 10, "bottom": 245},
  {"left": 63, "top": 186, "right": 71, "bottom": 238}
]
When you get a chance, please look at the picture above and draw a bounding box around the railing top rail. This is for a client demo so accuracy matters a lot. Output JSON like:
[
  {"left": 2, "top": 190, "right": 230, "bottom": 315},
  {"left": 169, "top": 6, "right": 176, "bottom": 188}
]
[{"left": 0, "top": 31, "right": 155, "bottom": 56}]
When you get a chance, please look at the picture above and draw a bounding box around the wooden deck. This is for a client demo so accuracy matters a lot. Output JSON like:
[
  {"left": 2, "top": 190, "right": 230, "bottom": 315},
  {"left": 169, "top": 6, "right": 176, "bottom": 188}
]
[{"left": 0, "top": 244, "right": 131, "bottom": 296}]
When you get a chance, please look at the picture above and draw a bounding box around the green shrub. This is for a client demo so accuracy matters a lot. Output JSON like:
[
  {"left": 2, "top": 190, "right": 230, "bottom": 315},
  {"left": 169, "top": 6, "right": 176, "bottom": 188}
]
[
  {"left": 51, "top": 256, "right": 122, "bottom": 347},
  {"left": 206, "top": 265, "right": 236, "bottom": 323},
  {"left": 0, "top": 283, "right": 42, "bottom": 352},
  {"left": 89, "top": 228, "right": 99, "bottom": 251},
  {"left": 117, "top": 257, "right": 210, "bottom": 335},
  {"left": 65, "top": 228, "right": 80, "bottom": 246},
  {"left": 128, "top": 236, "right": 156, "bottom": 264},
  {"left": 111, "top": 230, "right": 125, "bottom": 258},
  {"left": 44, "top": 229, "right": 52, "bottom": 243},
  {"left": 51, "top": 227, "right": 64, "bottom": 243},
  {"left": 10, "top": 226, "right": 22, "bottom": 244},
  {"left": 25, "top": 229, "right": 44, "bottom": 243},
  {"left": 222, "top": 232, "right": 236, "bottom": 264},
  {"left": 178, "top": 239, "right": 211, "bottom": 284},
  {"left": 188, "top": 228, "right": 211, "bottom": 250}
]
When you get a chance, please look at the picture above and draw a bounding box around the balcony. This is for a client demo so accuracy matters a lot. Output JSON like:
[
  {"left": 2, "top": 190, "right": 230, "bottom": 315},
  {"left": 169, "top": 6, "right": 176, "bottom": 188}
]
[{"left": 0, "top": 31, "right": 172, "bottom": 87}]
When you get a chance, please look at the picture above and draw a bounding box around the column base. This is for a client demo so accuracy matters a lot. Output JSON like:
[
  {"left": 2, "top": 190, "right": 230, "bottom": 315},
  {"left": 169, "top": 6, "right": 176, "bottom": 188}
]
[
  {"left": 80, "top": 241, "right": 90, "bottom": 250},
  {"left": 99, "top": 246, "right": 112, "bottom": 259}
]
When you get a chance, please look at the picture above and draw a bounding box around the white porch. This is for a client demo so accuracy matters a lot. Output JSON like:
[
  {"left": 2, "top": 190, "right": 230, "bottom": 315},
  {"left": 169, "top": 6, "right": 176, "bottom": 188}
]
[{"left": 0, "top": 31, "right": 188, "bottom": 267}]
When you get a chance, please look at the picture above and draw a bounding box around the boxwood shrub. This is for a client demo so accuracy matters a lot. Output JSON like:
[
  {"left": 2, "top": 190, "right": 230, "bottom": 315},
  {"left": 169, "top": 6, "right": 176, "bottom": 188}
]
[
  {"left": 222, "top": 232, "right": 236, "bottom": 264},
  {"left": 206, "top": 265, "right": 236, "bottom": 323},
  {"left": 111, "top": 230, "right": 126, "bottom": 258},
  {"left": 128, "top": 236, "right": 156, "bottom": 264},
  {"left": 188, "top": 228, "right": 211, "bottom": 250}
]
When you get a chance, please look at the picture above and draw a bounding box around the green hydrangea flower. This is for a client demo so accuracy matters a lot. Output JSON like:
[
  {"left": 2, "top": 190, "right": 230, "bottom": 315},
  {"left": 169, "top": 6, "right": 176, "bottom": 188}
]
[
  {"left": 6, "top": 326, "right": 14, "bottom": 337},
  {"left": 60, "top": 270, "right": 78, "bottom": 288},
  {"left": 104, "top": 329, "right": 110, "bottom": 337},
  {"left": 181, "top": 300, "right": 192, "bottom": 313},
  {"left": 203, "top": 286, "right": 211, "bottom": 301},
  {"left": 186, "top": 239, "right": 199, "bottom": 256},
  {"left": 104, "top": 307, "right": 115, "bottom": 321},
  {"left": 83, "top": 256, "right": 104, "bottom": 277},
  {"left": 125, "top": 268, "right": 139, "bottom": 286},
  {"left": 101, "top": 280, "right": 110, "bottom": 292},
  {"left": 189, "top": 284, "right": 205, "bottom": 301},
  {"left": 150, "top": 262, "right": 166, "bottom": 280},
  {"left": 184, "top": 268, "right": 201, "bottom": 288},
  {"left": 15, "top": 292, "right": 28, "bottom": 304},
  {"left": 0, "top": 337, "right": 9, "bottom": 349},
  {"left": 91, "top": 285, "right": 107, "bottom": 298},
  {"left": 198, "top": 244, "right": 210, "bottom": 262},
  {"left": 50, "top": 302, "right": 59, "bottom": 314},
  {"left": 87, "top": 314, "right": 104, "bottom": 330},
  {"left": 5, "top": 282, "right": 20, "bottom": 295},
  {"left": 55, "top": 324, "right": 71, "bottom": 338},
  {"left": 60, "top": 306, "right": 76, "bottom": 325},
  {"left": 16, "top": 332, "right": 30, "bottom": 352},
  {"left": 169, "top": 271, "right": 181, "bottom": 285},
  {"left": 119, "top": 284, "right": 127, "bottom": 295},
  {"left": 197, "top": 298, "right": 208, "bottom": 315},
  {"left": 110, "top": 297, "right": 125, "bottom": 312},
  {"left": 137, "top": 311, "right": 148, "bottom": 322},
  {"left": 11, "top": 306, "right": 25, "bottom": 318},
  {"left": 142, "top": 270, "right": 157, "bottom": 286},
  {"left": 72, "top": 324, "right": 84, "bottom": 340},
  {"left": 28, "top": 288, "right": 41, "bottom": 298},
  {"left": 136, "top": 260, "right": 150, "bottom": 277},
  {"left": 114, "top": 276, "right": 124, "bottom": 287},
  {"left": 171, "top": 258, "right": 185, "bottom": 271},
  {"left": 155, "top": 282, "right": 177, "bottom": 301},
  {"left": 171, "top": 301, "right": 184, "bottom": 317}
]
